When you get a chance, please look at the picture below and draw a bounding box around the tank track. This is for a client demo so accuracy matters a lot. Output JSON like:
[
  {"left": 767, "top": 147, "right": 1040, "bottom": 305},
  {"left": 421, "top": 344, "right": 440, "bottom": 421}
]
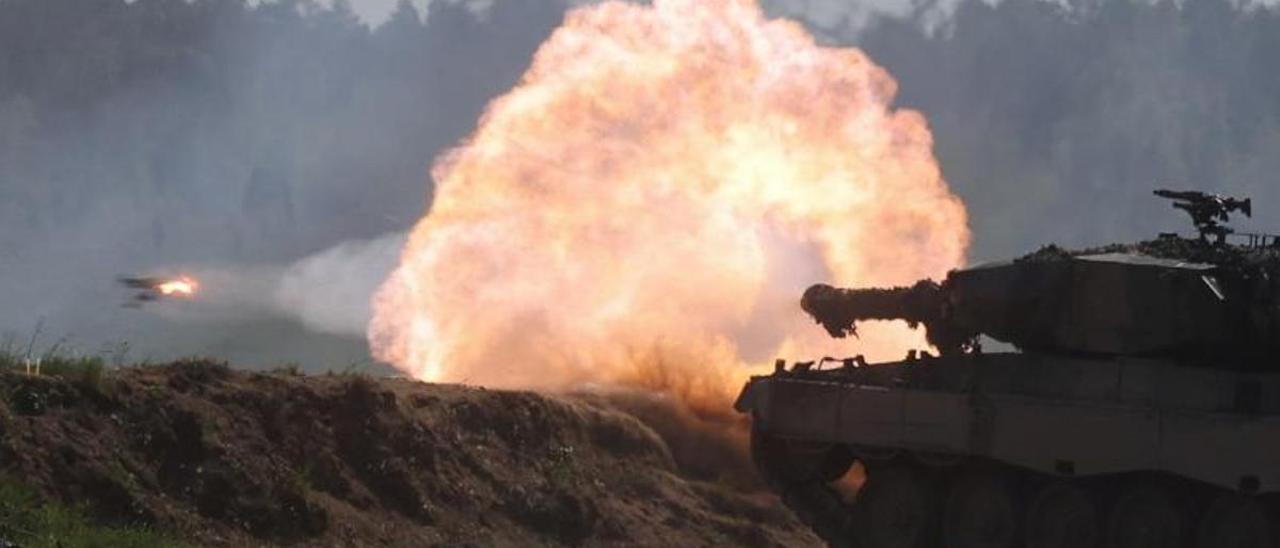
[{"left": 752, "top": 428, "right": 1280, "bottom": 548}]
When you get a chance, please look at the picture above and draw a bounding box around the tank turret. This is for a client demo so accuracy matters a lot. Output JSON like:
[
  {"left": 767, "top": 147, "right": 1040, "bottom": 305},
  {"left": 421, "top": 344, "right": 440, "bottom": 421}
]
[{"left": 802, "top": 190, "right": 1280, "bottom": 365}]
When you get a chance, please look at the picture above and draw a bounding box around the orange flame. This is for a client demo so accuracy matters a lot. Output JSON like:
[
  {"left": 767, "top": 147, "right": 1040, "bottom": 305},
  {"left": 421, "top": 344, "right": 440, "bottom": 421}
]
[
  {"left": 370, "top": 0, "right": 968, "bottom": 408},
  {"left": 156, "top": 276, "right": 198, "bottom": 297}
]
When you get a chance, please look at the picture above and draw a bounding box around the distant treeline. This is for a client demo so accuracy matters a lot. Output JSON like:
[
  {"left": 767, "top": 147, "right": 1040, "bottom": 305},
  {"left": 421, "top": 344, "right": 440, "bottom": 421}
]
[{"left": 855, "top": 0, "right": 1280, "bottom": 256}]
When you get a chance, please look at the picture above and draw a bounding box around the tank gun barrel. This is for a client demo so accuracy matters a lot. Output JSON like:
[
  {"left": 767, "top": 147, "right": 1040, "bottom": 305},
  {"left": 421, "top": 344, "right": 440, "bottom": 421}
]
[
  {"left": 800, "top": 281, "right": 945, "bottom": 338},
  {"left": 802, "top": 280, "right": 980, "bottom": 354}
]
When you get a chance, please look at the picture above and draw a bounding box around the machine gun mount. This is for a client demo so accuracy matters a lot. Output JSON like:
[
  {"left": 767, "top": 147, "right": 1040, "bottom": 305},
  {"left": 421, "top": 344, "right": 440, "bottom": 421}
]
[{"left": 1153, "top": 188, "right": 1252, "bottom": 244}]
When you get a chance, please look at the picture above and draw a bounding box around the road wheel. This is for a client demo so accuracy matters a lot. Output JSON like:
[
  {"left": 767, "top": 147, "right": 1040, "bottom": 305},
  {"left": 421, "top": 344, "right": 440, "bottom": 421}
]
[
  {"left": 943, "top": 472, "right": 1020, "bottom": 548},
  {"left": 1106, "top": 484, "right": 1186, "bottom": 548},
  {"left": 1195, "top": 494, "right": 1271, "bottom": 548},
  {"left": 852, "top": 464, "right": 937, "bottom": 548},
  {"left": 750, "top": 428, "right": 851, "bottom": 488},
  {"left": 1026, "top": 481, "right": 1101, "bottom": 548}
]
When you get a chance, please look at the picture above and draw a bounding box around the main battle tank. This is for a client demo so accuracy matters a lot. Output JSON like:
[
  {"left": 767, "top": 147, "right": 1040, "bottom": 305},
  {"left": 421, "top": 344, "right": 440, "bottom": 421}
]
[{"left": 736, "top": 190, "right": 1280, "bottom": 548}]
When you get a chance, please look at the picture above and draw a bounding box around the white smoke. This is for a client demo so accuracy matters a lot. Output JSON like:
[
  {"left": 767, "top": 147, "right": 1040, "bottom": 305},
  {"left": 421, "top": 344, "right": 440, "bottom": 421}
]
[
  {"left": 119, "top": 232, "right": 405, "bottom": 340},
  {"left": 272, "top": 232, "right": 407, "bottom": 337}
]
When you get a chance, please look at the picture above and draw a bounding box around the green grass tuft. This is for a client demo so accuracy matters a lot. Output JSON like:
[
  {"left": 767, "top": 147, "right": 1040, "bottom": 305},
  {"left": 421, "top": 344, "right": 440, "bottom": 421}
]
[
  {"left": 0, "top": 336, "right": 108, "bottom": 391},
  {"left": 0, "top": 475, "right": 181, "bottom": 548},
  {"left": 35, "top": 354, "right": 106, "bottom": 387}
]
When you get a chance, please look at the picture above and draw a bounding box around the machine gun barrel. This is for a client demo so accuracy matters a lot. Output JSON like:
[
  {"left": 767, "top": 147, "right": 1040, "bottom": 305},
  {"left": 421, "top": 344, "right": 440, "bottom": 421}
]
[{"left": 1154, "top": 189, "right": 1209, "bottom": 201}]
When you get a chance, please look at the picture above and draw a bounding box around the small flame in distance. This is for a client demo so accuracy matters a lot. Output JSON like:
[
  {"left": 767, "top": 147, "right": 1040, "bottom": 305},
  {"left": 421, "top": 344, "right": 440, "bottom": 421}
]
[
  {"left": 370, "top": 0, "right": 969, "bottom": 409},
  {"left": 156, "top": 277, "right": 198, "bottom": 297}
]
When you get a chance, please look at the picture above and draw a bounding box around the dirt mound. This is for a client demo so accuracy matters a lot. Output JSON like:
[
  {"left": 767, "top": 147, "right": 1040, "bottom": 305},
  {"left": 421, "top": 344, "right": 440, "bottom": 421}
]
[{"left": 0, "top": 361, "right": 818, "bottom": 547}]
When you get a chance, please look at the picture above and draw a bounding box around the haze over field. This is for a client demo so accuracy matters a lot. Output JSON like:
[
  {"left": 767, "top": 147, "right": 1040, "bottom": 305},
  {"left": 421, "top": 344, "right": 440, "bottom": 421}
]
[{"left": 3, "top": 0, "right": 1280, "bottom": 370}]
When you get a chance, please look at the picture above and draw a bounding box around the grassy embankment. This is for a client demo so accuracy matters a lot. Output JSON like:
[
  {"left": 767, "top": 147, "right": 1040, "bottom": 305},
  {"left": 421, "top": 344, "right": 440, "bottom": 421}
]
[{"left": 0, "top": 342, "right": 178, "bottom": 548}]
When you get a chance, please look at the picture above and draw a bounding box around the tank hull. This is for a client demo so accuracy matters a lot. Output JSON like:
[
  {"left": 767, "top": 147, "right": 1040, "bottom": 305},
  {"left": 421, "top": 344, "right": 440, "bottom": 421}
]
[{"left": 738, "top": 353, "right": 1280, "bottom": 547}]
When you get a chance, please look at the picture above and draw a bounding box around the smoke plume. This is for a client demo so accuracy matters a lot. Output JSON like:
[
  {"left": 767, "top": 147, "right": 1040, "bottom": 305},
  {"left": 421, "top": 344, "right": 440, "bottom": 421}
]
[{"left": 370, "top": 0, "right": 969, "bottom": 406}]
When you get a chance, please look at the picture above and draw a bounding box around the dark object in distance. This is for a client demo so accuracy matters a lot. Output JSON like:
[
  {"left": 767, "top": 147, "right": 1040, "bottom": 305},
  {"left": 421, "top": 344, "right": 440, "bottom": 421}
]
[{"left": 117, "top": 276, "right": 197, "bottom": 308}]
